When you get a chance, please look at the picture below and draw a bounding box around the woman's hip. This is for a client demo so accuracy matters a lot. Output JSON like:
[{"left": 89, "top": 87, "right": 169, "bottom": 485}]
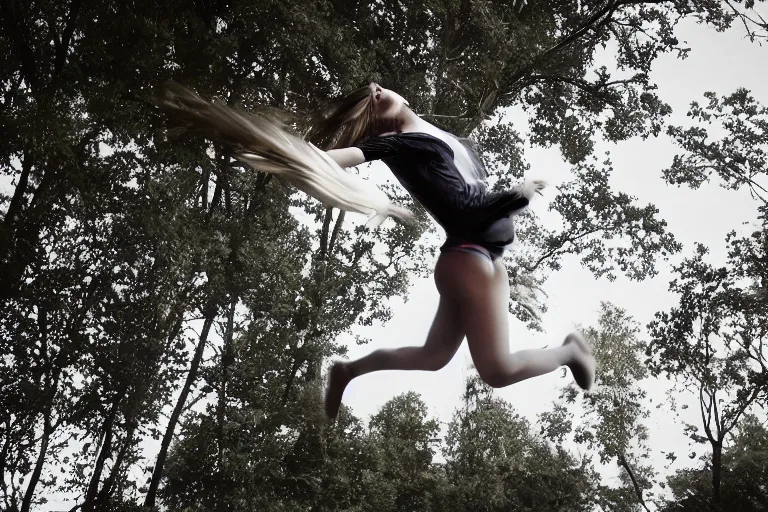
[{"left": 435, "top": 237, "right": 508, "bottom": 300}]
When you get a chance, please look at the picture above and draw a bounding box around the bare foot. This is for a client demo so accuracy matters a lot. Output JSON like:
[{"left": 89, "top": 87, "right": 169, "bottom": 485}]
[
  {"left": 563, "top": 332, "right": 596, "bottom": 391},
  {"left": 324, "top": 362, "right": 353, "bottom": 420}
]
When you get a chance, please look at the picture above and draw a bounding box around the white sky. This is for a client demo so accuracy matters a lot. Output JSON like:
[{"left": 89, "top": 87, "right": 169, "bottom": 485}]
[
  {"left": 7, "top": 14, "right": 766, "bottom": 512},
  {"left": 337, "top": 16, "right": 768, "bottom": 501}
]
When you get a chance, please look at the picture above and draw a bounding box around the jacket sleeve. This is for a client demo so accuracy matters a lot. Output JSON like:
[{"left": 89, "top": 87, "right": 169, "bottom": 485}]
[
  {"left": 354, "top": 135, "right": 409, "bottom": 162},
  {"left": 466, "top": 184, "right": 532, "bottom": 230}
]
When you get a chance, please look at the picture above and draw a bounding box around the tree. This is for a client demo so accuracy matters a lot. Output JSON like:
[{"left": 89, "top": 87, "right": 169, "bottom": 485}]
[
  {"left": 444, "top": 376, "right": 597, "bottom": 511},
  {"left": 647, "top": 235, "right": 768, "bottom": 507},
  {"left": 361, "top": 392, "right": 444, "bottom": 512},
  {"left": 649, "top": 86, "right": 768, "bottom": 511},
  {"left": 541, "top": 302, "right": 656, "bottom": 511},
  {"left": 661, "top": 414, "right": 768, "bottom": 512}
]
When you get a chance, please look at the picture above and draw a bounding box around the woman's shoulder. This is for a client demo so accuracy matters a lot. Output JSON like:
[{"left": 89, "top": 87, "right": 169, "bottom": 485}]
[{"left": 385, "top": 131, "right": 455, "bottom": 156}]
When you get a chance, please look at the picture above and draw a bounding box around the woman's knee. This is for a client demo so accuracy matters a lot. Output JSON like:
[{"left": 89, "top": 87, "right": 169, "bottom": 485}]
[
  {"left": 476, "top": 362, "right": 511, "bottom": 388},
  {"left": 423, "top": 350, "right": 453, "bottom": 372},
  {"left": 479, "top": 371, "right": 507, "bottom": 388}
]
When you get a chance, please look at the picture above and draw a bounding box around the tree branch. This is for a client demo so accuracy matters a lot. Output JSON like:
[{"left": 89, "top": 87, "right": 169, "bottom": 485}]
[
  {"left": 2, "top": 153, "right": 32, "bottom": 229},
  {"left": 0, "top": 0, "right": 39, "bottom": 90},
  {"left": 54, "top": 0, "right": 83, "bottom": 75},
  {"left": 504, "top": 0, "right": 631, "bottom": 94},
  {"left": 722, "top": 0, "right": 768, "bottom": 42},
  {"left": 328, "top": 210, "right": 345, "bottom": 254},
  {"left": 525, "top": 226, "right": 604, "bottom": 272},
  {"left": 699, "top": 385, "right": 716, "bottom": 443},
  {"left": 318, "top": 207, "right": 333, "bottom": 260},
  {"left": 618, "top": 452, "right": 650, "bottom": 512},
  {"left": 712, "top": 388, "right": 722, "bottom": 439}
]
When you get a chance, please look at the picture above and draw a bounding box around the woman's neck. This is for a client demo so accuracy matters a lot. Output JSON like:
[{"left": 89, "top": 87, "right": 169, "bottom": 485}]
[
  {"left": 377, "top": 107, "right": 447, "bottom": 138},
  {"left": 398, "top": 107, "right": 429, "bottom": 131}
]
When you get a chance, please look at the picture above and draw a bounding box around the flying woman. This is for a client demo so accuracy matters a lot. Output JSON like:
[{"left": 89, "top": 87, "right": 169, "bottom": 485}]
[
  {"left": 156, "top": 81, "right": 596, "bottom": 421},
  {"left": 318, "top": 84, "right": 595, "bottom": 419}
]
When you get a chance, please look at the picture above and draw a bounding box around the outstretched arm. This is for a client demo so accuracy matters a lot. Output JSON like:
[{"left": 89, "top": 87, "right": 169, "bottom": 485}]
[
  {"left": 326, "top": 135, "right": 409, "bottom": 168},
  {"left": 326, "top": 147, "right": 366, "bottom": 168}
]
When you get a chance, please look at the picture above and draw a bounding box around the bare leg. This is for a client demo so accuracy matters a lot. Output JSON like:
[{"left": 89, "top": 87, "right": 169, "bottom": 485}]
[
  {"left": 324, "top": 296, "right": 464, "bottom": 419},
  {"left": 434, "top": 251, "right": 595, "bottom": 390}
]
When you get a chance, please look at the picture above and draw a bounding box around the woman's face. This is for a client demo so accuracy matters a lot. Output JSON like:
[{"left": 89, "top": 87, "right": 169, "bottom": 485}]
[{"left": 370, "top": 83, "right": 409, "bottom": 119}]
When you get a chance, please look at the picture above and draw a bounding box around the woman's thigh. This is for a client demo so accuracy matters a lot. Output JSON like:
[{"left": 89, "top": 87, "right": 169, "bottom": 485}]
[
  {"left": 435, "top": 253, "right": 511, "bottom": 375},
  {"left": 420, "top": 295, "right": 465, "bottom": 368}
]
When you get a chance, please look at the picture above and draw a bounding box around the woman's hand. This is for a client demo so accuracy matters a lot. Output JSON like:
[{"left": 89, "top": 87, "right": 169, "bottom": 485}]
[
  {"left": 531, "top": 179, "right": 546, "bottom": 196},
  {"left": 520, "top": 179, "right": 547, "bottom": 200}
]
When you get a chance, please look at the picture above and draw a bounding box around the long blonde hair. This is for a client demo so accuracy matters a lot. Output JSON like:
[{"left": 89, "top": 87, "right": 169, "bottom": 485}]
[{"left": 154, "top": 81, "right": 411, "bottom": 226}]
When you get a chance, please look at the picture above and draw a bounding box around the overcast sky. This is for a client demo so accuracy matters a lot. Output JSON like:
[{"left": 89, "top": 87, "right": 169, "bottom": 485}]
[{"left": 337, "top": 16, "right": 767, "bottom": 497}]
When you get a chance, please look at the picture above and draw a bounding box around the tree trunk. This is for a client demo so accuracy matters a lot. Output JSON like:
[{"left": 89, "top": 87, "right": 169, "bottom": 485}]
[
  {"left": 617, "top": 452, "right": 650, "bottom": 512},
  {"left": 2, "top": 155, "right": 32, "bottom": 229},
  {"left": 95, "top": 421, "right": 136, "bottom": 507},
  {"left": 217, "top": 299, "right": 236, "bottom": 468},
  {"left": 144, "top": 312, "right": 216, "bottom": 508},
  {"left": 20, "top": 374, "right": 58, "bottom": 512},
  {"left": 21, "top": 306, "right": 57, "bottom": 512},
  {"left": 207, "top": 173, "right": 223, "bottom": 219},
  {"left": 0, "top": 161, "right": 57, "bottom": 298},
  {"left": 82, "top": 399, "right": 120, "bottom": 512},
  {"left": 20, "top": 410, "right": 51, "bottom": 512},
  {"left": 200, "top": 166, "right": 210, "bottom": 209},
  {"left": 711, "top": 440, "right": 723, "bottom": 505},
  {"left": 0, "top": 419, "right": 10, "bottom": 490}
]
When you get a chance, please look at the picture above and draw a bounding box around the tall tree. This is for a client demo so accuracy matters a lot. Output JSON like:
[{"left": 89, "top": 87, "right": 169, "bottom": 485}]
[
  {"left": 444, "top": 376, "right": 597, "bottom": 511},
  {"left": 649, "top": 85, "right": 768, "bottom": 510},
  {"left": 362, "top": 392, "right": 444, "bottom": 512},
  {"left": 541, "top": 303, "right": 656, "bottom": 511},
  {"left": 647, "top": 235, "right": 768, "bottom": 507},
  {"left": 661, "top": 414, "right": 768, "bottom": 512}
]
